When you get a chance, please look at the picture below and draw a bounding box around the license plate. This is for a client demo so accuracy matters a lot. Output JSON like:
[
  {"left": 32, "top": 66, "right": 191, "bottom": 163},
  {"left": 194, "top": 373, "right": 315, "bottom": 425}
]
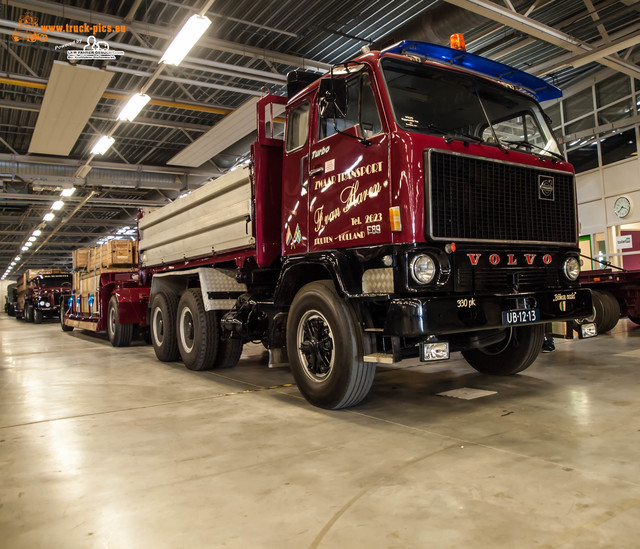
[{"left": 502, "top": 308, "right": 540, "bottom": 326}]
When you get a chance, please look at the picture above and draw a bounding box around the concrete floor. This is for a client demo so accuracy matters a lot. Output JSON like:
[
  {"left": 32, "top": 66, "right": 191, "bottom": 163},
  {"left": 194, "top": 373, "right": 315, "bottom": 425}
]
[{"left": 1, "top": 314, "right": 639, "bottom": 549}]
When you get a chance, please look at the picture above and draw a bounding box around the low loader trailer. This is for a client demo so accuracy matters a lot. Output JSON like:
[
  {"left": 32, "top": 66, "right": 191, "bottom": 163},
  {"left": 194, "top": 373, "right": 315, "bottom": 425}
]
[
  {"left": 62, "top": 241, "right": 149, "bottom": 345},
  {"left": 65, "top": 38, "right": 595, "bottom": 409}
]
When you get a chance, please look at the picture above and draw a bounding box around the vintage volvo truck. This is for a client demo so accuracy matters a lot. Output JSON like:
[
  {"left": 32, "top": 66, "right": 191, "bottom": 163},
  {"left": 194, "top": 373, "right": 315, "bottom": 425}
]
[{"left": 65, "top": 39, "right": 596, "bottom": 409}]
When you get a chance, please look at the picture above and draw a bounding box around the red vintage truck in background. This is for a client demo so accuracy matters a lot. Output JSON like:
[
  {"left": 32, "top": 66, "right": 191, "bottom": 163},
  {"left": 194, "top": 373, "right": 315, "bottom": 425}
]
[
  {"left": 64, "top": 38, "right": 595, "bottom": 409},
  {"left": 16, "top": 269, "right": 71, "bottom": 323}
]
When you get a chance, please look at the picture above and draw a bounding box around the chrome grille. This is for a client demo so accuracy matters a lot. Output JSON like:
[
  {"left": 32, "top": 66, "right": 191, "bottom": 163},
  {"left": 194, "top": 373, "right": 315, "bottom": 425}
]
[{"left": 427, "top": 150, "right": 576, "bottom": 244}]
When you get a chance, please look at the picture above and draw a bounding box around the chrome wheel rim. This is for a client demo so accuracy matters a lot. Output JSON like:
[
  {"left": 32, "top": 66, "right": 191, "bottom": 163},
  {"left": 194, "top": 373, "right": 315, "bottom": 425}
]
[
  {"left": 179, "top": 307, "right": 195, "bottom": 353},
  {"left": 296, "top": 310, "right": 334, "bottom": 382},
  {"left": 152, "top": 306, "right": 164, "bottom": 347}
]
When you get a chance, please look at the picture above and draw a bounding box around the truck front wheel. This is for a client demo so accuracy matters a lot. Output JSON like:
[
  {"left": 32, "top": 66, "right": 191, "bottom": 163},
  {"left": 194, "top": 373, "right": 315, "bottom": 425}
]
[
  {"left": 25, "top": 304, "right": 34, "bottom": 323},
  {"left": 34, "top": 309, "right": 43, "bottom": 324},
  {"left": 176, "top": 289, "right": 218, "bottom": 371},
  {"left": 287, "top": 281, "right": 375, "bottom": 409},
  {"left": 462, "top": 324, "right": 544, "bottom": 375},
  {"left": 150, "top": 292, "right": 180, "bottom": 361},
  {"left": 107, "top": 296, "right": 133, "bottom": 347}
]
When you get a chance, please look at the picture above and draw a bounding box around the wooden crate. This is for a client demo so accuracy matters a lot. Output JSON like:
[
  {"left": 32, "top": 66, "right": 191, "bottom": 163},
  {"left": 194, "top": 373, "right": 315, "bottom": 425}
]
[
  {"left": 103, "top": 240, "right": 137, "bottom": 267},
  {"left": 76, "top": 241, "right": 138, "bottom": 272},
  {"left": 73, "top": 248, "right": 92, "bottom": 270}
]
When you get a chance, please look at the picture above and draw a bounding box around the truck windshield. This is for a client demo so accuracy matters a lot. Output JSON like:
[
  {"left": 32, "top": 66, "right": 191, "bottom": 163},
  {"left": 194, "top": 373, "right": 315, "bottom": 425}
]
[
  {"left": 40, "top": 276, "right": 71, "bottom": 288},
  {"left": 380, "top": 58, "right": 562, "bottom": 158}
]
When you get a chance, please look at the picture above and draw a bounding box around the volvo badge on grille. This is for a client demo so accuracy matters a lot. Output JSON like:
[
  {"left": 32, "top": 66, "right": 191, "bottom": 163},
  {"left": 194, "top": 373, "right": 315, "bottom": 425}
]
[{"left": 538, "top": 175, "right": 555, "bottom": 201}]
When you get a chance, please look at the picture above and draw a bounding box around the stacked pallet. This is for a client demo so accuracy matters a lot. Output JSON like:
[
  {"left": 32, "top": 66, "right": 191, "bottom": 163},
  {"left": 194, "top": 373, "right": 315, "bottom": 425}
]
[{"left": 72, "top": 240, "right": 138, "bottom": 315}]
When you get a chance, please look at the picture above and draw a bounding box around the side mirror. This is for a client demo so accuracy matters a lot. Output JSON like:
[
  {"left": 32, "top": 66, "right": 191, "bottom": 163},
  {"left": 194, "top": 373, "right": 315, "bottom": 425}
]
[{"left": 318, "top": 77, "right": 347, "bottom": 119}]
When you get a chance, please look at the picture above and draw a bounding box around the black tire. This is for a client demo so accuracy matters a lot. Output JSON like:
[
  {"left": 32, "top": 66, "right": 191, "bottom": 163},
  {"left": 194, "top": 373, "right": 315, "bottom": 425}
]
[
  {"left": 628, "top": 315, "right": 640, "bottom": 326},
  {"left": 176, "top": 289, "right": 218, "bottom": 371},
  {"left": 598, "top": 290, "right": 620, "bottom": 333},
  {"left": 107, "top": 295, "right": 133, "bottom": 347},
  {"left": 462, "top": 323, "right": 544, "bottom": 375},
  {"left": 25, "top": 304, "right": 34, "bottom": 323},
  {"left": 150, "top": 292, "right": 180, "bottom": 361},
  {"left": 213, "top": 315, "right": 243, "bottom": 369},
  {"left": 34, "top": 309, "right": 43, "bottom": 324},
  {"left": 287, "top": 281, "right": 376, "bottom": 409},
  {"left": 60, "top": 307, "right": 73, "bottom": 332}
]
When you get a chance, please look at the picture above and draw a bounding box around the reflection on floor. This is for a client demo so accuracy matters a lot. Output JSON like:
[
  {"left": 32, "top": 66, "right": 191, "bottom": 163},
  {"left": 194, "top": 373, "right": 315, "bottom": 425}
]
[{"left": 1, "top": 313, "right": 639, "bottom": 548}]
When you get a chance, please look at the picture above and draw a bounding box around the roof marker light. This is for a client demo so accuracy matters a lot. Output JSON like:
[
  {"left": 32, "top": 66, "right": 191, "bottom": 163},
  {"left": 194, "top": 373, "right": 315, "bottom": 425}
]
[{"left": 450, "top": 33, "right": 466, "bottom": 51}]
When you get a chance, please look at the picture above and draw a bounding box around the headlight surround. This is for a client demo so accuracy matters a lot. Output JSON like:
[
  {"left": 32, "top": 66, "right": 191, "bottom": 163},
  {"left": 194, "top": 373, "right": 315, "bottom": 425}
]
[
  {"left": 410, "top": 254, "right": 437, "bottom": 285},
  {"left": 562, "top": 256, "right": 580, "bottom": 281}
]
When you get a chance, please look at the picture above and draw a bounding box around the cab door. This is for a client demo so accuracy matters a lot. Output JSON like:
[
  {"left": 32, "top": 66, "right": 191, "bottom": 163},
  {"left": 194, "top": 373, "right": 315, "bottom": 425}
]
[
  {"left": 282, "top": 98, "right": 312, "bottom": 256},
  {"left": 308, "top": 70, "right": 390, "bottom": 252}
]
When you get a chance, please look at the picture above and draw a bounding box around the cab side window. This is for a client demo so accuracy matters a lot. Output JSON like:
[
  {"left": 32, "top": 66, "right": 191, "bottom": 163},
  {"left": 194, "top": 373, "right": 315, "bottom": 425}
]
[
  {"left": 318, "top": 73, "right": 382, "bottom": 140},
  {"left": 285, "top": 101, "right": 311, "bottom": 152}
]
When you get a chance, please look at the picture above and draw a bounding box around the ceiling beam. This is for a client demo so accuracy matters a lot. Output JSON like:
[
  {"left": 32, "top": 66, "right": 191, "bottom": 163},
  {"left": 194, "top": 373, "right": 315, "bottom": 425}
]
[
  {"left": 5, "top": 0, "right": 331, "bottom": 71},
  {"left": 441, "top": 0, "right": 640, "bottom": 79}
]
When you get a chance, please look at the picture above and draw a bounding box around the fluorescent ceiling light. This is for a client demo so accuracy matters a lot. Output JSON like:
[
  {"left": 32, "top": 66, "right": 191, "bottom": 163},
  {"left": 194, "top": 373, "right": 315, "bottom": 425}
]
[
  {"left": 32, "top": 230, "right": 42, "bottom": 236},
  {"left": 11, "top": 262, "right": 16, "bottom": 265},
  {"left": 91, "top": 136, "right": 115, "bottom": 155},
  {"left": 61, "top": 187, "right": 76, "bottom": 197},
  {"left": 15, "top": 256, "right": 20, "bottom": 261},
  {"left": 52, "top": 200, "right": 65, "bottom": 210},
  {"left": 43, "top": 212, "right": 55, "bottom": 222},
  {"left": 28, "top": 236, "right": 36, "bottom": 242},
  {"left": 160, "top": 14, "right": 211, "bottom": 66},
  {"left": 21, "top": 246, "right": 28, "bottom": 251},
  {"left": 117, "top": 93, "right": 151, "bottom": 122},
  {"left": 25, "top": 241, "right": 33, "bottom": 247}
]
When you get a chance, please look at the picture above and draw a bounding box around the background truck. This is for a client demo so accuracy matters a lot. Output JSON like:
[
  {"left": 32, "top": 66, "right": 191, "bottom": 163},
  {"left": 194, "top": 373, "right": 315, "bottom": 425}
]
[
  {"left": 65, "top": 39, "right": 595, "bottom": 409},
  {"left": 61, "top": 240, "right": 149, "bottom": 345},
  {"left": 15, "top": 269, "right": 71, "bottom": 323},
  {"left": 577, "top": 267, "right": 640, "bottom": 333},
  {"left": 4, "top": 282, "right": 17, "bottom": 316}
]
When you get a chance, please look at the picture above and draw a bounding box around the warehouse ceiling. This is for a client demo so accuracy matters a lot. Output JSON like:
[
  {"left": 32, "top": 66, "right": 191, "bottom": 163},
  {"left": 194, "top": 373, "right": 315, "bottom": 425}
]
[{"left": 1, "top": 0, "right": 639, "bottom": 278}]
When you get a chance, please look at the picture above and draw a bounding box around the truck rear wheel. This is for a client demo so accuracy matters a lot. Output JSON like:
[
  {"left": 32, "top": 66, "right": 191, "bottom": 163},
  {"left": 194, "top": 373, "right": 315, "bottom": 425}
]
[
  {"left": 628, "top": 315, "right": 640, "bottom": 325},
  {"left": 34, "top": 309, "right": 43, "bottom": 324},
  {"left": 150, "top": 292, "right": 180, "bottom": 361},
  {"left": 176, "top": 289, "right": 218, "bottom": 371},
  {"left": 462, "top": 324, "right": 544, "bottom": 375},
  {"left": 213, "top": 312, "right": 243, "bottom": 369},
  {"left": 287, "top": 281, "right": 375, "bottom": 409},
  {"left": 107, "top": 295, "right": 133, "bottom": 347},
  {"left": 60, "top": 308, "right": 73, "bottom": 332}
]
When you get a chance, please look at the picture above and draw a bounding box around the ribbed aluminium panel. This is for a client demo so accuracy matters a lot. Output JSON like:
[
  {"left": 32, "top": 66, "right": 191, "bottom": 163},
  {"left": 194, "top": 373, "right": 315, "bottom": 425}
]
[
  {"left": 139, "top": 167, "right": 254, "bottom": 267},
  {"left": 167, "top": 97, "right": 260, "bottom": 167}
]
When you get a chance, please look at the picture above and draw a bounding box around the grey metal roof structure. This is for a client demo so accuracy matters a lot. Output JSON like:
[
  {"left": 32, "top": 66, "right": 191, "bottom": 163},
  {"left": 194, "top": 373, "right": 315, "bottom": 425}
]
[{"left": 1, "top": 0, "right": 639, "bottom": 278}]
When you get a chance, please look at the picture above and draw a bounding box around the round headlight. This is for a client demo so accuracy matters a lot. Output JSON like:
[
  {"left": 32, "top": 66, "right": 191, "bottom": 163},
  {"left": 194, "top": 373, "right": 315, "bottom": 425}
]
[
  {"left": 39, "top": 300, "right": 46, "bottom": 306},
  {"left": 410, "top": 254, "right": 437, "bottom": 284},
  {"left": 562, "top": 256, "right": 580, "bottom": 281}
]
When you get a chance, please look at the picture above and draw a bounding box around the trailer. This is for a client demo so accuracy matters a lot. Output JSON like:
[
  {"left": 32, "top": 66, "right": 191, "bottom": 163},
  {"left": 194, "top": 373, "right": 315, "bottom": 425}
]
[
  {"left": 61, "top": 241, "right": 150, "bottom": 346},
  {"left": 577, "top": 268, "right": 640, "bottom": 333},
  {"left": 65, "top": 38, "right": 596, "bottom": 409}
]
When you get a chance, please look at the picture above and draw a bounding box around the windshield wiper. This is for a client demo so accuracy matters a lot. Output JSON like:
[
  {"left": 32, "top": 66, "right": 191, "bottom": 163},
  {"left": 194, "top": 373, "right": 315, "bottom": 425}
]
[
  {"left": 409, "top": 123, "right": 483, "bottom": 145},
  {"left": 501, "top": 139, "right": 565, "bottom": 162}
]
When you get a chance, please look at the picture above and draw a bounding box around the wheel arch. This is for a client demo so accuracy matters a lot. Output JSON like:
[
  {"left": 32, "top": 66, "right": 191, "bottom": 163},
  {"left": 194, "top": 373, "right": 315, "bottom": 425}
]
[{"left": 274, "top": 253, "right": 360, "bottom": 307}]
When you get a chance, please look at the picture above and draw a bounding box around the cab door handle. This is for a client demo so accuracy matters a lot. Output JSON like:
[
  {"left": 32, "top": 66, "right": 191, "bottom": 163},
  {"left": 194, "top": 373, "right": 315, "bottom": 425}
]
[{"left": 309, "top": 167, "right": 324, "bottom": 177}]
